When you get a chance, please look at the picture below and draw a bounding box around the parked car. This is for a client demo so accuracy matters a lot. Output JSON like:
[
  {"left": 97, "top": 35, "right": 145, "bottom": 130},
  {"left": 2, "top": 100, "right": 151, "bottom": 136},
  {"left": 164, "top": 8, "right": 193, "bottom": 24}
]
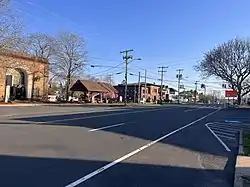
[{"left": 140, "top": 98, "right": 146, "bottom": 104}]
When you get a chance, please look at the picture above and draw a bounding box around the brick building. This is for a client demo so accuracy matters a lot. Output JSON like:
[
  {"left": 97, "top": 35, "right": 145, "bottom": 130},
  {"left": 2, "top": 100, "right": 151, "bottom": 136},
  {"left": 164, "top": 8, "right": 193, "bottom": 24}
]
[
  {"left": 114, "top": 83, "right": 169, "bottom": 102},
  {"left": 0, "top": 50, "right": 49, "bottom": 101}
]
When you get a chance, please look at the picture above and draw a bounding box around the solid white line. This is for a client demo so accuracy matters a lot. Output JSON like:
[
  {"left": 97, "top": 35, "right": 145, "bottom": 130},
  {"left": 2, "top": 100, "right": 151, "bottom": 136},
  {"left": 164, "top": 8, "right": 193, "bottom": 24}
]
[
  {"left": 205, "top": 123, "right": 231, "bottom": 152},
  {"left": 44, "top": 107, "right": 177, "bottom": 123},
  {"left": 217, "top": 134, "right": 236, "bottom": 140},
  {"left": 89, "top": 123, "right": 125, "bottom": 132},
  {"left": 64, "top": 109, "right": 221, "bottom": 187}
]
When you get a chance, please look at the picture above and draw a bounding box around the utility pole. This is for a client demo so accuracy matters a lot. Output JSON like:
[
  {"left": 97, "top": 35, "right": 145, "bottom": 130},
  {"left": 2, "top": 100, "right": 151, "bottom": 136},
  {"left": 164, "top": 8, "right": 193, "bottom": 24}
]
[
  {"left": 176, "top": 69, "right": 183, "bottom": 104},
  {"left": 144, "top": 69, "right": 147, "bottom": 101},
  {"left": 134, "top": 83, "right": 137, "bottom": 103},
  {"left": 120, "top": 49, "right": 133, "bottom": 105},
  {"left": 194, "top": 81, "right": 199, "bottom": 104},
  {"left": 107, "top": 73, "right": 113, "bottom": 84},
  {"left": 138, "top": 72, "right": 141, "bottom": 103},
  {"left": 158, "top": 66, "right": 168, "bottom": 102}
]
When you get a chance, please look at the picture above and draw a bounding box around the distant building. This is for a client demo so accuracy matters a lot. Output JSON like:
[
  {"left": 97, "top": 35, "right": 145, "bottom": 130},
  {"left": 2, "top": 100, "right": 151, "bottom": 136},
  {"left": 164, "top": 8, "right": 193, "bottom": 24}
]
[
  {"left": 0, "top": 50, "right": 49, "bottom": 101},
  {"left": 114, "top": 83, "right": 171, "bottom": 102}
]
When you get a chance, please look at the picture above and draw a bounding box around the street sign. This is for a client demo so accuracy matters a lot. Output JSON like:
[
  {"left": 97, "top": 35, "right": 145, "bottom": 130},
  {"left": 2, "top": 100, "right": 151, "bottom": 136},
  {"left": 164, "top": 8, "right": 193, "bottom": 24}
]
[{"left": 225, "top": 90, "right": 238, "bottom": 97}]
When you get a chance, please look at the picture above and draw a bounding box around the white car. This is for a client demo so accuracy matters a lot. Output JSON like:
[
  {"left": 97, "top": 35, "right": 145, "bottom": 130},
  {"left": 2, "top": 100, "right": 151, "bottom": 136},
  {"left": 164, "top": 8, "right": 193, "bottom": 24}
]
[{"left": 140, "top": 98, "right": 146, "bottom": 104}]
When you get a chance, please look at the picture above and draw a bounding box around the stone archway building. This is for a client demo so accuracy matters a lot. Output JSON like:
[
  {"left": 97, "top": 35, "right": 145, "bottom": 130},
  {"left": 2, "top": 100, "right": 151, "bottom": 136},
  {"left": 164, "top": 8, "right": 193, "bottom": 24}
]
[{"left": 0, "top": 50, "right": 49, "bottom": 101}]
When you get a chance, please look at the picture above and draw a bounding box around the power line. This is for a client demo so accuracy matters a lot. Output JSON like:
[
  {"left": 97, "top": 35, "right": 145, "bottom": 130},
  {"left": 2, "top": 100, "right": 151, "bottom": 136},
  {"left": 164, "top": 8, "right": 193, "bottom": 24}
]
[
  {"left": 88, "top": 62, "right": 124, "bottom": 76},
  {"left": 13, "top": 0, "right": 100, "bottom": 38}
]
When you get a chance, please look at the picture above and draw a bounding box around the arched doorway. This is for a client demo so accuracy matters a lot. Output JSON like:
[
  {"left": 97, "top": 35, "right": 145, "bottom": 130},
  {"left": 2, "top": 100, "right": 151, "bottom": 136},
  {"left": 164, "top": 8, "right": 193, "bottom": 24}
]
[{"left": 6, "top": 68, "right": 28, "bottom": 100}]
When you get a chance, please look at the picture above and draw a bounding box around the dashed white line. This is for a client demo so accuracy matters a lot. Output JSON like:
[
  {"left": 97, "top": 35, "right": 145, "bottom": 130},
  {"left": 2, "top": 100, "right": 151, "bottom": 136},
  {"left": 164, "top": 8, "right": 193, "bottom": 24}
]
[
  {"left": 64, "top": 109, "right": 221, "bottom": 187},
  {"left": 205, "top": 123, "right": 231, "bottom": 152},
  {"left": 89, "top": 123, "right": 126, "bottom": 132}
]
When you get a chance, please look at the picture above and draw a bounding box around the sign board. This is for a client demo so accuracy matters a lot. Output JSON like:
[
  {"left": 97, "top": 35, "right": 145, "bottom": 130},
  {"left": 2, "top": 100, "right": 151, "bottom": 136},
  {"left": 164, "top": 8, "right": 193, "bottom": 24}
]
[{"left": 225, "top": 90, "right": 238, "bottom": 97}]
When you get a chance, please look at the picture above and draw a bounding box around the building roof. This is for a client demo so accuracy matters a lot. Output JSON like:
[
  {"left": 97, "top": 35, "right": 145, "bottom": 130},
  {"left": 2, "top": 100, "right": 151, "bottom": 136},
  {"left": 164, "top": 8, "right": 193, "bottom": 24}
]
[
  {"left": 71, "top": 80, "right": 117, "bottom": 93},
  {"left": 169, "top": 88, "right": 177, "bottom": 92},
  {"left": 79, "top": 80, "right": 108, "bottom": 92},
  {"left": 0, "top": 49, "right": 48, "bottom": 64},
  {"left": 98, "top": 82, "right": 118, "bottom": 93}
]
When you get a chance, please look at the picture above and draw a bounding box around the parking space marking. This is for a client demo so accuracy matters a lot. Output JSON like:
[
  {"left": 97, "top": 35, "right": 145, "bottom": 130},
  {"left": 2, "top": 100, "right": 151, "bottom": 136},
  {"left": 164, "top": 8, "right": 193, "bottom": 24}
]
[
  {"left": 212, "top": 130, "right": 236, "bottom": 137},
  {"left": 89, "top": 123, "right": 126, "bottom": 132},
  {"left": 205, "top": 123, "right": 231, "bottom": 152},
  {"left": 217, "top": 134, "right": 236, "bottom": 140},
  {"left": 64, "top": 109, "right": 220, "bottom": 187},
  {"left": 209, "top": 127, "right": 238, "bottom": 133}
]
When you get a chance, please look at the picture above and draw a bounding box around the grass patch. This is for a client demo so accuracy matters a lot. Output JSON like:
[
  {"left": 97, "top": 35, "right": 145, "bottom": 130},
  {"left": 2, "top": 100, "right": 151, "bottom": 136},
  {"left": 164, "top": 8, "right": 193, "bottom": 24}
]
[{"left": 243, "top": 131, "right": 250, "bottom": 156}]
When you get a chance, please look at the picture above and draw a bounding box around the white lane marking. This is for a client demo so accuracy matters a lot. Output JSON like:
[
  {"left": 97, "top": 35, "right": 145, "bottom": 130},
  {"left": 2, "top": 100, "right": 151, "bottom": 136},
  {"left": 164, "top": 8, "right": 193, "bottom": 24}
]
[
  {"left": 209, "top": 127, "right": 238, "bottom": 133},
  {"left": 184, "top": 108, "right": 202, "bottom": 112},
  {"left": 43, "top": 107, "right": 177, "bottom": 123},
  {"left": 218, "top": 134, "right": 236, "bottom": 140},
  {"left": 225, "top": 120, "right": 241, "bottom": 123},
  {"left": 205, "top": 123, "right": 231, "bottom": 152},
  {"left": 213, "top": 130, "right": 236, "bottom": 137},
  {"left": 64, "top": 109, "right": 221, "bottom": 187},
  {"left": 89, "top": 123, "right": 126, "bottom": 132}
]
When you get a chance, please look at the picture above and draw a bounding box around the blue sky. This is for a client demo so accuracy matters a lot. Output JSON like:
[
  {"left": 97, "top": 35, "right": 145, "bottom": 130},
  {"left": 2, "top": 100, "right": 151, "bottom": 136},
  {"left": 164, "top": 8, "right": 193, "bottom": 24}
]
[{"left": 12, "top": 0, "right": 250, "bottom": 92}]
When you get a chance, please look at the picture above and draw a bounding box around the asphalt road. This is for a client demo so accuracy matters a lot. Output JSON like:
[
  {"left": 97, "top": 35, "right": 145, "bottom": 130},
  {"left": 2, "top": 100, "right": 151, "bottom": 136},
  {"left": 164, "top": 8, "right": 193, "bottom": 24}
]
[{"left": 0, "top": 105, "right": 248, "bottom": 187}]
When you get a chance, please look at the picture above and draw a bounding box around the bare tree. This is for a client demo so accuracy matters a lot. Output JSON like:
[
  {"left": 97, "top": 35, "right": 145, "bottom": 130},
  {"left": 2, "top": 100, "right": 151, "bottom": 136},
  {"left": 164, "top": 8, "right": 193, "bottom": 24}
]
[
  {"left": 52, "top": 32, "right": 87, "bottom": 101},
  {"left": 0, "top": 0, "right": 9, "bottom": 9},
  {"left": 195, "top": 38, "right": 250, "bottom": 104},
  {"left": 0, "top": 1, "right": 23, "bottom": 51},
  {"left": 24, "top": 33, "right": 56, "bottom": 100}
]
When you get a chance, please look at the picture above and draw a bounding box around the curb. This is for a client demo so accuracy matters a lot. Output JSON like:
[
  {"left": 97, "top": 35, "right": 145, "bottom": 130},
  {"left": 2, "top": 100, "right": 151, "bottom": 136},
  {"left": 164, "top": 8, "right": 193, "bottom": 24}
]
[
  {"left": 239, "top": 130, "right": 244, "bottom": 155},
  {"left": 234, "top": 130, "right": 250, "bottom": 187},
  {"left": 234, "top": 131, "right": 243, "bottom": 187}
]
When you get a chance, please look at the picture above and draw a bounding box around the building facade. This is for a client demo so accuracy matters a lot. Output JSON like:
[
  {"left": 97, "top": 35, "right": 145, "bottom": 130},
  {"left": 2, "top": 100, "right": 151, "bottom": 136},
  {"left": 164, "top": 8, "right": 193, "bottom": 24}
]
[
  {"left": 0, "top": 50, "right": 49, "bottom": 101},
  {"left": 115, "top": 83, "right": 170, "bottom": 103}
]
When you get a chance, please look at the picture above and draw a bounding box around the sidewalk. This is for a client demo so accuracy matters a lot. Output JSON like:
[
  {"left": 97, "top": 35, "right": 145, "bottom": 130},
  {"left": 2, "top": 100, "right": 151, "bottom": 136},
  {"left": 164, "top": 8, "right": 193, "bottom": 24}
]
[
  {"left": 234, "top": 130, "right": 250, "bottom": 187},
  {"left": 234, "top": 156, "right": 250, "bottom": 187},
  {"left": 0, "top": 102, "right": 161, "bottom": 107}
]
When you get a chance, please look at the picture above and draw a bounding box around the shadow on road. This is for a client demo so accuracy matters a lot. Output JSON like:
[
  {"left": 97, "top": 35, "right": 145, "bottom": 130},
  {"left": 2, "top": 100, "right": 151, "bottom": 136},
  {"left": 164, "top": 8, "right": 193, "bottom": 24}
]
[
  {"left": 7, "top": 108, "right": 250, "bottom": 158},
  {"left": 0, "top": 154, "right": 234, "bottom": 187}
]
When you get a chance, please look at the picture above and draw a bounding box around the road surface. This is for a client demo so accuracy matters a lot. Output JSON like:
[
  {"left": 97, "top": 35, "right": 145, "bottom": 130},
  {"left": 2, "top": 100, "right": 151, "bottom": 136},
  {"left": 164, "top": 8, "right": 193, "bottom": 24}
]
[{"left": 0, "top": 105, "right": 248, "bottom": 187}]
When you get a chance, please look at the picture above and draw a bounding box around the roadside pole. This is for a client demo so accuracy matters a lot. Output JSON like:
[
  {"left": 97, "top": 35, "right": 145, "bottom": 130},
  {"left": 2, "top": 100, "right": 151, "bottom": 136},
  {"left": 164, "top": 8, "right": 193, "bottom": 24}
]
[
  {"left": 120, "top": 49, "right": 133, "bottom": 105},
  {"left": 144, "top": 69, "right": 147, "bottom": 101},
  {"left": 138, "top": 72, "right": 141, "bottom": 103},
  {"left": 176, "top": 69, "right": 183, "bottom": 104},
  {"left": 158, "top": 66, "right": 168, "bottom": 103},
  {"left": 194, "top": 81, "right": 199, "bottom": 104}
]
